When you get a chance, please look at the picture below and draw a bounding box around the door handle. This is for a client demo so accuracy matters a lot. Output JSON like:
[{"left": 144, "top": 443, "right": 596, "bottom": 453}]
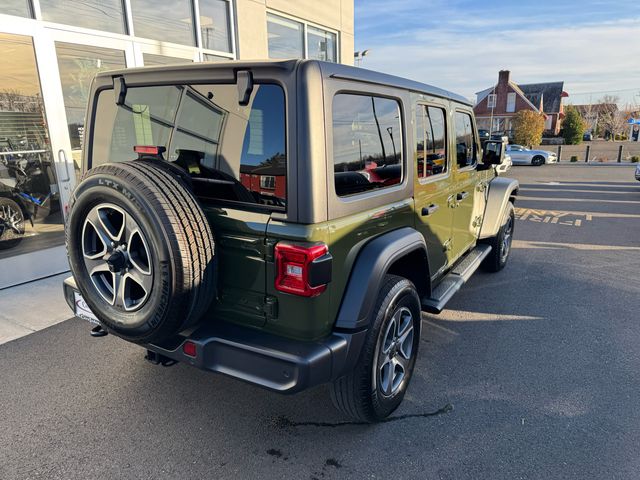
[
  {"left": 57, "top": 149, "right": 71, "bottom": 182},
  {"left": 457, "top": 191, "right": 469, "bottom": 201},
  {"left": 421, "top": 204, "right": 439, "bottom": 216}
]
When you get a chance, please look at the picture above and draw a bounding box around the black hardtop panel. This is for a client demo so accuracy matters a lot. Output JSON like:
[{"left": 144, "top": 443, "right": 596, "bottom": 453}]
[
  {"left": 317, "top": 61, "right": 472, "bottom": 106},
  {"left": 94, "top": 59, "right": 471, "bottom": 106}
]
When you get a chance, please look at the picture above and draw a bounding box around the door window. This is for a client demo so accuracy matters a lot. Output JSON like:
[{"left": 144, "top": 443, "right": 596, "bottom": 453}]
[
  {"left": 455, "top": 111, "right": 476, "bottom": 169},
  {"left": 0, "top": 33, "right": 63, "bottom": 258},
  {"left": 332, "top": 94, "right": 403, "bottom": 197},
  {"left": 416, "top": 105, "right": 447, "bottom": 178}
]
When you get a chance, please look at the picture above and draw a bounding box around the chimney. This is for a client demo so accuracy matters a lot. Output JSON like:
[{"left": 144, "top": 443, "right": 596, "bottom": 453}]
[{"left": 498, "top": 70, "right": 510, "bottom": 85}]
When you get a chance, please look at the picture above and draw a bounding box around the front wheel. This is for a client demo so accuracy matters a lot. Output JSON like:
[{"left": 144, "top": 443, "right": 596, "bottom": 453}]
[
  {"left": 532, "top": 155, "right": 545, "bottom": 166},
  {"left": 330, "top": 275, "right": 421, "bottom": 422},
  {"left": 481, "top": 202, "right": 515, "bottom": 272},
  {"left": 0, "top": 197, "right": 25, "bottom": 250}
]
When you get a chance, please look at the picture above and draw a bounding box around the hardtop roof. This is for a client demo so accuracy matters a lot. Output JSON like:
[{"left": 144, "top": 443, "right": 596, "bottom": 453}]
[{"left": 95, "top": 59, "right": 472, "bottom": 106}]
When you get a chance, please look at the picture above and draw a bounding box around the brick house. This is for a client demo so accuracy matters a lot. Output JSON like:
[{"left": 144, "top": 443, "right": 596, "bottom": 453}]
[{"left": 474, "top": 70, "right": 569, "bottom": 138}]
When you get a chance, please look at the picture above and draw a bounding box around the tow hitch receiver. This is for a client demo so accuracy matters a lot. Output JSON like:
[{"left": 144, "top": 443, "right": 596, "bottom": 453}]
[{"left": 144, "top": 350, "right": 178, "bottom": 367}]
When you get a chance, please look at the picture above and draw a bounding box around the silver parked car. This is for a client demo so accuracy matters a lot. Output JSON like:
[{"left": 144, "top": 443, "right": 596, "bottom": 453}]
[
  {"left": 506, "top": 144, "right": 557, "bottom": 166},
  {"left": 635, "top": 163, "right": 640, "bottom": 181}
]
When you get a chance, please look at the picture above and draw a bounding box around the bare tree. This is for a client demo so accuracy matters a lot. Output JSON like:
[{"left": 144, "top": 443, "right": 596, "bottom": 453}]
[{"left": 598, "top": 95, "right": 627, "bottom": 140}]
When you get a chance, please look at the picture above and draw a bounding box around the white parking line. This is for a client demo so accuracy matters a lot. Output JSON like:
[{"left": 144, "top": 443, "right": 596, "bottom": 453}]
[
  {"left": 517, "top": 196, "right": 640, "bottom": 204},
  {"left": 520, "top": 187, "right": 637, "bottom": 195},
  {"left": 512, "top": 240, "right": 640, "bottom": 251}
]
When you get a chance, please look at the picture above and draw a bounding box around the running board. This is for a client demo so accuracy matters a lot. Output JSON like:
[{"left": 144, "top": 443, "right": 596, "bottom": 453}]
[{"left": 421, "top": 244, "right": 492, "bottom": 314}]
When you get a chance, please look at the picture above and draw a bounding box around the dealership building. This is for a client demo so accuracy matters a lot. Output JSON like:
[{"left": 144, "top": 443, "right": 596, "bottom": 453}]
[{"left": 0, "top": 0, "right": 354, "bottom": 288}]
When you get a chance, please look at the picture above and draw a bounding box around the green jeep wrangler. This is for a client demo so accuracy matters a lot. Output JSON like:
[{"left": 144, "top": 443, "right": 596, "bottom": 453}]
[{"left": 63, "top": 60, "right": 518, "bottom": 422}]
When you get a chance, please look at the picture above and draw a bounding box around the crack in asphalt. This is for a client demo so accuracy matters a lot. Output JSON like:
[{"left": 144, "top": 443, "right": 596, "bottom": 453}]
[{"left": 274, "top": 403, "right": 453, "bottom": 428}]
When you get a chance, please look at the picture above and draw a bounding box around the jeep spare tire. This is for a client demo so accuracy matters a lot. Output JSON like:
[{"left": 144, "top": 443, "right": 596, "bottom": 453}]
[{"left": 66, "top": 161, "right": 215, "bottom": 344}]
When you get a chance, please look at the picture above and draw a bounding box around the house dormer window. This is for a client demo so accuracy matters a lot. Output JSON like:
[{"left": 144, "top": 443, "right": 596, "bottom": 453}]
[{"left": 487, "top": 94, "right": 496, "bottom": 108}]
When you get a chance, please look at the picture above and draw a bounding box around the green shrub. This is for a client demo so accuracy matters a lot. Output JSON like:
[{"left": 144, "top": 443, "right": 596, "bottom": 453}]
[
  {"left": 570, "top": 155, "right": 578, "bottom": 162},
  {"left": 562, "top": 106, "right": 587, "bottom": 145},
  {"left": 631, "top": 155, "right": 640, "bottom": 163}
]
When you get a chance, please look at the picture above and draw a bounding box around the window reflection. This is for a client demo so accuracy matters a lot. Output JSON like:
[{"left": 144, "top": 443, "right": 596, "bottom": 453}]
[
  {"left": 455, "top": 112, "right": 476, "bottom": 168},
  {"left": 307, "top": 26, "right": 336, "bottom": 62},
  {"left": 416, "top": 106, "right": 447, "bottom": 177},
  {"left": 3, "top": 0, "right": 33, "bottom": 18},
  {"left": 200, "top": 0, "right": 232, "bottom": 53},
  {"left": 267, "top": 13, "right": 304, "bottom": 59},
  {"left": 143, "top": 53, "right": 193, "bottom": 66},
  {"left": 130, "top": 0, "right": 195, "bottom": 45},
  {"left": 40, "top": 0, "right": 125, "bottom": 34},
  {"left": 55, "top": 42, "right": 126, "bottom": 173},
  {"left": 0, "top": 33, "right": 63, "bottom": 259},
  {"left": 333, "top": 94, "right": 403, "bottom": 196}
]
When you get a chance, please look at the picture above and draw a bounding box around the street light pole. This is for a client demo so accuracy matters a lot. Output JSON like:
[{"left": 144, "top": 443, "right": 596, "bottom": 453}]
[{"left": 354, "top": 49, "right": 370, "bottom": 67}]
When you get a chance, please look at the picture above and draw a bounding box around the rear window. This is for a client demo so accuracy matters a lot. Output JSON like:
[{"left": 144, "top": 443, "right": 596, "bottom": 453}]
[
  {"left": 91, "top": 83, "right": 287, "bottom": 210},
  {"left": 332, "top": 94, "right": 403, "bottom": 197}
]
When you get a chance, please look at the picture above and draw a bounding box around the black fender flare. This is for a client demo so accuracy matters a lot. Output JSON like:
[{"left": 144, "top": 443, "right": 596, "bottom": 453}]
[{"left": 334, "top": 227, "right": 428, "bottom": 331}]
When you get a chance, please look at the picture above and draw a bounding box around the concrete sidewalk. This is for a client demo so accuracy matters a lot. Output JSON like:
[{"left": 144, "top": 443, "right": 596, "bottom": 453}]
[{"left": 0, "top": 272, "right": 73, "bottom": 345}]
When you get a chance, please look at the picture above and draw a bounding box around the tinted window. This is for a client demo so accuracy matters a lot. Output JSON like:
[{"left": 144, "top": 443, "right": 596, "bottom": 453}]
[
  {"left": 416, "top": 105, "right": 447, "bottom": 178},
  {"left": 455, "top": 111, "right": 476, "bottom": 168},
  {"left": 200, "top": 0, "right": 232, "bottom": 53},
  {"left": 40, "top": 0, "right": 125, "bottom": 33},
  {"left": 130, "top": 0, "right": 195, "bottom": 45},
  {"left": 333, "top": 94, "right": 403, "bottom": 197},
  {"left": 92, "top": 84, "right": 286, "bottom": 210},
  {"left": 267, "top": 13, "right": 304, "bottom": 59}
]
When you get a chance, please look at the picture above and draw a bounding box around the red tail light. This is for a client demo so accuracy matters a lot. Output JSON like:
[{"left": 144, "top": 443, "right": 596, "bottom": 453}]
[
  {"left": 134, "top": 145, "right": 159, "bottom": 155},
  {"left": 183, "top": 341, "right": 197, "bottom": 357},
  {"left": 275, "top": 243, "right": 331, "bottom": 297}
]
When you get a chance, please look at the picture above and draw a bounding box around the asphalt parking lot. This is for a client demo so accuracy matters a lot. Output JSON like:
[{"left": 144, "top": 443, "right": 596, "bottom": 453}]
[{"left": 1, "top": 164, "right": 639, "bottom": 480}]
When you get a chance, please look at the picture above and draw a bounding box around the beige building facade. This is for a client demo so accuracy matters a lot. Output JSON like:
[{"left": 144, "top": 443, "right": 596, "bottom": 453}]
[{"left": 0, "top": 0, "right": 353, "bottom": 288}]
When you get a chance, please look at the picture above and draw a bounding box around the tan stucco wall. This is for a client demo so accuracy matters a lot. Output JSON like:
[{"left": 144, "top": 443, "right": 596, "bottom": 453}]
[{"left": 234, "top": 0, "right": 354, "bottom": 64}]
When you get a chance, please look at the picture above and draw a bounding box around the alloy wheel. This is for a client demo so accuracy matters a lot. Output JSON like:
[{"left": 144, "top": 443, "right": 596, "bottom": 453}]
[
  {"left": 500, "top": 215, "right": 514, "bottom": 263},
  {"left": 81, "top": 203, "right": 153, "bottom": 313},
  {"left": 377, "top": 306, "right": 415, "bottom": 397}
]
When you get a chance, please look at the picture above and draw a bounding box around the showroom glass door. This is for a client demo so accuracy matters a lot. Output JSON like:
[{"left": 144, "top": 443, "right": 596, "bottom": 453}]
[
  {"left": 0, "top": 30, "right": 69, "bottom": 286},
  {"left": 49, "top": 31, "right": 134, "bottom": 179}
]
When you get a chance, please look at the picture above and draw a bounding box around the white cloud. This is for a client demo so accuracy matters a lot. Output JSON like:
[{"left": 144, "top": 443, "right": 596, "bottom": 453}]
[{"left": 357, "top": 9, "right": 640, "bottom": 106}]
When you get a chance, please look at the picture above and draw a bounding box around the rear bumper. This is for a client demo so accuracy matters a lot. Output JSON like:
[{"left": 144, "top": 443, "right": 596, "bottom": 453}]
[{"left": 63, "top": 276, "right": 366, "bottom": 394}]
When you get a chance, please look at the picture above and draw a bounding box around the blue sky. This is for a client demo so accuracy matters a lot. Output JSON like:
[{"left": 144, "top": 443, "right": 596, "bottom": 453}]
[{"left": 354, "top": 0, "right": 640, "bottom": 106}]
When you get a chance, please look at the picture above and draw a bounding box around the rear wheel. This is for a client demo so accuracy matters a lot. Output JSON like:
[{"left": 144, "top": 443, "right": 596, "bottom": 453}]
[
  {"left": 66, "top": 161, "right": 215, "bottom": 343},
  {"left": 481, "top": 202, "right": 515, "bottom": 272},
  {"left": 330, "top": 275, "right": 421, "bottom": 422},
  {"left": 0, "top": 197, "right": 25, "bottom": 250},
  {"left": 532, "top": 155, "right": 545, "bottom": 166}
]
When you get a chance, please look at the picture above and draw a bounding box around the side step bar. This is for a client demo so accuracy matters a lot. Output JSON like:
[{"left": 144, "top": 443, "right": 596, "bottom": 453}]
[{"left": 421, "top": 244, "right": 492, "bottom": 314}]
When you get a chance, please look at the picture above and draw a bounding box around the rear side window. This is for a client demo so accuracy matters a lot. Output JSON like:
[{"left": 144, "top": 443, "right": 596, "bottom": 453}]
[
  {"left": 455, "top": 111, "right": 476, "bottom": 169},
  {"left": 332, "top": 94, "right": 403, "bottom": 197},
  {"left": 416, "top": 105, "right": 447, "bottom": 178},
  {"left": 92, "top": 83, "right": 287, "bottom": 210}
]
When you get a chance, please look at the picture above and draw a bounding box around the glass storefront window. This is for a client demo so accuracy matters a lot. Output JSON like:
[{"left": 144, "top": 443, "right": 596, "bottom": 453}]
[
  {"left": 143, "top": 53, "right": 193, "bottom": 66},
  {"left": 3, "top": 0, "right": 33, "bottom": 18},
  {"left": 203, "top": 53, "right": 228, "bottom": 62},
  {"left": 199, "top": 0, "right": 231, "bottom": 53},
  {"left": 0, "top": 33, "right": 63, "bottom": 258},
  {"left": 39, "top": 0, "right": 125, "bottom": 34},
  {"left": 130, "top": 0, "right": 195, "bottom": 46},
  {"left": 267, "top": 13, "right": 304, "bottom": 59},
  {"left": 55, "top": 43, "right": 126, "bottom": 172},
  {"left": 307, "top": 25, "right": 337, "bottom": 62}
]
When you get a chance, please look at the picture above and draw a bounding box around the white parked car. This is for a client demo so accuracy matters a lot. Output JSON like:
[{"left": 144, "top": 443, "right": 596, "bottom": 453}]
[{"left": 506, "top": 144, "right": 557, "bottom": 166}]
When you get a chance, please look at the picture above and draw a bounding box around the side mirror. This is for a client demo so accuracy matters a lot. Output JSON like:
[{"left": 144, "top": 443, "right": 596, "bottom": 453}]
[{"left": 482, "top": 140, "right": 505, "bottom": 165}]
